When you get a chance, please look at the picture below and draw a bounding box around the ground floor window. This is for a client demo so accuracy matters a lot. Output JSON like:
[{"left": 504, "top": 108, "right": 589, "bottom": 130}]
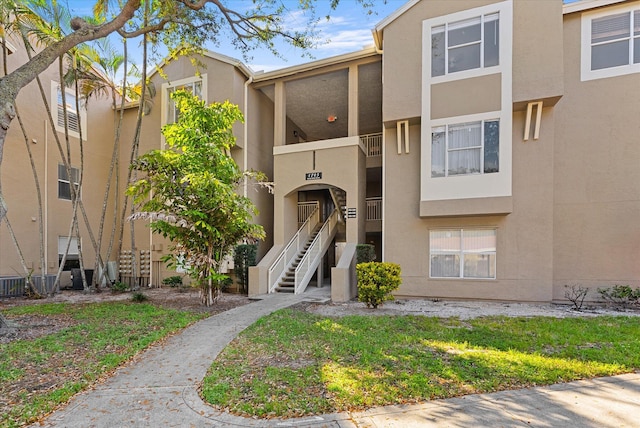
[
  {"left": 430, "top": 228, "right": 496, "bottom": 279},
  {"left": 58, "top": 236, "right": 79, "bottom": 271}
]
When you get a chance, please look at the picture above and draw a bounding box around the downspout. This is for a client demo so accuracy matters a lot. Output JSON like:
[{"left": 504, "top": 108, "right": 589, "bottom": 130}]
[
  {"left": 243, "top": 75, "right": 253, "bottom": 198},
  {"left": 44, "top": 120, "right": 48, "bottom": 272},
  {"left": 372, "top": 29, "right": 384, "bottom": 260}
]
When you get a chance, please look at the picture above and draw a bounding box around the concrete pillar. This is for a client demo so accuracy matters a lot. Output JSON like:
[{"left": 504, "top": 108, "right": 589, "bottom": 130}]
[
  {"left": 348, "top": 64, "right": 359, "bottom": 137},
  {"left": 274, "top": 81, "right": 286, "bottom": 146},
  {"left": 316, "top": 257, "right": 323, "bottom": 287}
]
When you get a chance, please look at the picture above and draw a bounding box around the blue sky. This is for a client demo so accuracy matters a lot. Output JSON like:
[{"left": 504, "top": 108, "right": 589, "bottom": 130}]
[
  {"left": 65, "top": 0, "right": 403, "bottom": 73},
  {"left": 65, "top": 0, "right": 581, "bottom": 73}
]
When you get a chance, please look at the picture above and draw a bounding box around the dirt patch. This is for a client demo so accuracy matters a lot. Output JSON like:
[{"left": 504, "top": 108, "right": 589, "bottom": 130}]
[{"left": 0, "top": 287, "right": 251, "bottom": 344}]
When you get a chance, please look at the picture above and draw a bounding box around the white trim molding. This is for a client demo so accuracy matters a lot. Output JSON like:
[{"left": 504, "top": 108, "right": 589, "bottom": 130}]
[
  {"left": 160, "top": 74, "right": 208, "bottom": 128},
  {"left": 421, "top": 1, "right": 513, "bottom": 204},
  {"left": 51, "top": 82, "right": 87, "bottom": 140},
  {"left": 580, "top": 1, "right": 640, "bottom": 81}
]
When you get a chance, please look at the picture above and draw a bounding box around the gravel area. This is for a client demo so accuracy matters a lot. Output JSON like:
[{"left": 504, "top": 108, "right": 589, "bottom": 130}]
[{"left": 302, "top": 298, "right": 640, "bottom": 319}]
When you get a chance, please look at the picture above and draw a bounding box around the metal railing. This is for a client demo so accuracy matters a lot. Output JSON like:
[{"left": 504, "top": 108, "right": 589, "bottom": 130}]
[
  {"left": 366, "top": 197, "right": 383, "bottom": 221},
  {"left": 360, "top": 132, "right": 382, "bottom": 157},
  {"left": 294, "top": 208, "right": 339, "bottom": 294},
  {"left": 0, "top": 276, "right": 25, "bottom": 298},
  {"left": 298, "top": 201, "right": 319, "bottom": 226},
  {"left": 268, "top": 205, "right": 320, "bottom": 293}
]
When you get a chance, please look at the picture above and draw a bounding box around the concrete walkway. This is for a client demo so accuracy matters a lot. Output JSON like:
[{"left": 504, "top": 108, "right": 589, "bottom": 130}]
[{"left": 34, "top": 289, "right": 640, "bottom": 427}]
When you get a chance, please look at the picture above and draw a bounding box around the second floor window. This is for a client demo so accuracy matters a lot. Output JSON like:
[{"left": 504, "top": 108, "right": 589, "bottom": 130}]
[
  {"left": 431, "top": 12, "right": 499, "bottom": 77},
  {"left": 431, "top": 119, "right": 499, "bottom": 177},
  {"left": 58, "top": 164, "right": 80, "bottom": 200},
  {"left": 590, "top": 10, "right": 640, "bottom": 71},
  {"left": 57, "top": 88, "right": 80, "bottom": 133},
  {"left": 166, "top": 80, "right": 203, "bottom": 124}
]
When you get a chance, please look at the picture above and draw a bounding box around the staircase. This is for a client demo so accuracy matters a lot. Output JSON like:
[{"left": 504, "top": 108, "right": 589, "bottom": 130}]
[
  {"left": 330, "top": 187, "right": 347, "bottom": 221},
  {"left": 275, "top": 225, "right": 321, "bottom": 293},
  {"left": 268, "top": 208, "right": 340, "bottom": 295}
]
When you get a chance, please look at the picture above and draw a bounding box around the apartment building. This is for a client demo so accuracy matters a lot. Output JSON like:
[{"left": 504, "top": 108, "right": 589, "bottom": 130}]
[{"left": 1, "top": 0, "right": 638, "bottom": 302}]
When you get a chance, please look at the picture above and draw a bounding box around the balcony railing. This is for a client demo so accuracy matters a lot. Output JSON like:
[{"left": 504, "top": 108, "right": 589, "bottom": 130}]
[
  {"left": 366, "top": 197, "right": 382, "bottom": 221},
  {"left": 298, "top": 201, "right": 319, "bottom": 226},
  {"left": 360, "top": 133, "right": 382, "bottom": 157}
]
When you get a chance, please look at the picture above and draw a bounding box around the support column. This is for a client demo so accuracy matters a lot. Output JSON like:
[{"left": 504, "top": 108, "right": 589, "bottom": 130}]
[
  {"left": 348, "top": 64, "right": 359, "bottom": 137},
  {"left": 274, "top": 81, "right": 286, "bottom": 146},
  {"left": 316, "top": 257, "right": 324, "bottom": 288}
]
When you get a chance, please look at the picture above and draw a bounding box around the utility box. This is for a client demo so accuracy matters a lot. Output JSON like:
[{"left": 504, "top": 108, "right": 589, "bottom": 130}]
[{"left": 70, "top": 269, "right": 94, "bottom": 290}]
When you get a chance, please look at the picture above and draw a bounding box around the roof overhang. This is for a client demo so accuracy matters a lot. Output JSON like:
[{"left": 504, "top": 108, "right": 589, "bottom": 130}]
[
  {"left": 252, "top": 46, "right": 380, "bottom": 84},
  {"left": 563, "top": 0, "right": 628, "bottom": 14},
  {"left": 372, "top": 0, "right": 420, "bottom": 50}
]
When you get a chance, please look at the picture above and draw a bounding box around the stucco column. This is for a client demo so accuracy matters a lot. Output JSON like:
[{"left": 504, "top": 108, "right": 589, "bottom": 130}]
[
  {"left": 316, "top": 257, "right": 323, "bottom": 287},
  {"left": 348, "top": 64, "right": 359, "bottom": 137},
  {"left": 345, "top": 145, "right": 367, "bottom": 244},
  {"left": 274, "top": 81, "right": 286, "bottom": 147}
]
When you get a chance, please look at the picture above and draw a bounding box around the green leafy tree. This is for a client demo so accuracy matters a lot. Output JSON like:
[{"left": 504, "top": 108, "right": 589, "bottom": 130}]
[
  {"left": 128, "top": 91, "right": 264, "bottom": 306},
  {"left": 0, "top": 0, "right": 380, "bottom": 227}
]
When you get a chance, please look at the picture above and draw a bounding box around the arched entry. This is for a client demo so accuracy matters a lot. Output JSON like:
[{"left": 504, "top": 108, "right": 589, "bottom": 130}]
[{"left": 250, "top": 136, "right": 366, "bottom": 296}]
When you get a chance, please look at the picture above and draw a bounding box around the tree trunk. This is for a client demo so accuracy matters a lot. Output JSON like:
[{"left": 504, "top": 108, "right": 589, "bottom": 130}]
[
  {"left": 0, "top": 312, "right": 9, "bottom": 329},
  {"left": 0, "top": 0, "right": 143, "bottom": 226}
]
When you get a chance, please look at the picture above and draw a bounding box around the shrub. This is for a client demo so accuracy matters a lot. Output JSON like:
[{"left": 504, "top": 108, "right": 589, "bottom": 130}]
[
  {"left": 162, "top": 275, "right": 183, "bottom": 288},
  {"left": 356, "top": 262, "right": 401, "bottom": 309},
  {"left": 131, "top": 292, "right": 148, "bottom": 303},
  {"left": 598, "top": 285, "right": 640, "bottom": 308},
  {"left": 233, "top": 244, "right": 257, "bottom": 294},
  {"left": 564, "top": 284, "right": 588, "bottom": 311},
  {"left": 111, "top": 282, "right": 128, "bottom": 293},
  {"left": 219, "top": 276, "right": 233, "bottom": 292},
  {"left": 356, "top": 244, "right": 376, "bottom": 264}
]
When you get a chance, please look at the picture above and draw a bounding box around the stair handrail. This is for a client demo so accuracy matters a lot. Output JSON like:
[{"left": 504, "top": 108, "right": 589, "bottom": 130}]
[
  {"left": 268, "top": 205, "right": 320, "bottom": 293},
  {"left": 294, "top": 208, "right": 339, "bottom": 294}
]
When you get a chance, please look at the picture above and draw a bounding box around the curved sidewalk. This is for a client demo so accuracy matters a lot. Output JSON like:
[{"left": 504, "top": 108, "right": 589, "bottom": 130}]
[{"left": 34, "top": 289, "right": 640, "bottom": 427}]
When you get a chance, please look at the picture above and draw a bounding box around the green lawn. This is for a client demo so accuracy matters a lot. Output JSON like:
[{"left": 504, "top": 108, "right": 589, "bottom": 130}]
[
  {"left": 1, "top": 302, "right": 206, "bottom": 428},
  {"left": 202, "top": 309, "right": 640, "bottom": 418}
]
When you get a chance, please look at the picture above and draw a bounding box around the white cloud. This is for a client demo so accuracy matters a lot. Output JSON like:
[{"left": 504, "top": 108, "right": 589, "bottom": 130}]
[{"left": 315, "top": 29, "right": 374, "bottom": 52}]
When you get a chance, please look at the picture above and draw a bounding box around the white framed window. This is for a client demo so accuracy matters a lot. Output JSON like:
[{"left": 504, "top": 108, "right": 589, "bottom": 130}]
[
  {"left": 51, "top": 82, "right": 86, "bottom": 138},
  {"left": 58, "top": 236, "right": 79, "bottom": 271},
  {"left": 58, "top": 164, "right": 80, "bottom": 200},
  {"left": 431, "top": 119, "right": 499, "bottom": 177},
  {"left": 581, "top": 3, "right": 640, "bottom": 81},
  {"left": 421, "top": 2, "right": 512, "bottom": 204},
  {"left": 430, "top": 229, "right": 496, "bottom": 279},
  {"left": 424, "top": 1, "right": 510, "bottom": 83},
  {"left": 161, "top": 74, "right": 207, "bottom": 126},
  {"left": 431, "top": 12, "right": 499, "bottom": 77}
]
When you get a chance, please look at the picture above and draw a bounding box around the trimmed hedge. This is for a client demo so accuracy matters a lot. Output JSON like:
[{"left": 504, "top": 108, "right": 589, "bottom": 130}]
[
  {"left": 356, "top": 262, "right": 401, "bottom": 308},
  {"left": 356, "top": 244, "right": 376, "bottom": 264}
]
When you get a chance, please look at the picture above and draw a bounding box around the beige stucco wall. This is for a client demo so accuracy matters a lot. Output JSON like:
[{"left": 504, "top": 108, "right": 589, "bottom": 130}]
[
  {"left": 0, "top": 33, "right": 118, "bottom": 286},
  {"left": 378, "top": 0, "right": 569, "bottom": 302},
  {"left": 383, "top": 110, "right": 555, "bottom": 302},
  {"left": 511, "top": 0, "right": 564, "bottom": 104},
  {"left": 431, "top": 74, "right": 502, "bottom": 120},
  {"left": 118, "top": 54, "right": 269, "bottom": 283},
  {"left": 382, "top": 0, "right": 564, "bottom": 123},
  {"left": 552, "top": 9, "right": 640, "bottom": 299},
  {"left": 246, "top": 86, "right": 276, "bottom": 260},
  {"left": 272, "top": 139, "right": 366, "bottom": 246},
  {"left": 382, "top": 0, "right": 497, "bottom": 122}
]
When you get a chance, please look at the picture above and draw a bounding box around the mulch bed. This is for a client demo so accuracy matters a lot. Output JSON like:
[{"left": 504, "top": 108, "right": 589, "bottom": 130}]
[{"left": 0, "top": 287, "right": 251, "bottom": 344}]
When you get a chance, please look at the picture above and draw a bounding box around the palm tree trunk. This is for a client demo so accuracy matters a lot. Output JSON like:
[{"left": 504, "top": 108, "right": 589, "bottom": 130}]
[
  {"left": 2, "top": 24, "right": 46, "bottom": 296},
  {"left": 119, "top": 24, "right": 149, "bottom": 289}
]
